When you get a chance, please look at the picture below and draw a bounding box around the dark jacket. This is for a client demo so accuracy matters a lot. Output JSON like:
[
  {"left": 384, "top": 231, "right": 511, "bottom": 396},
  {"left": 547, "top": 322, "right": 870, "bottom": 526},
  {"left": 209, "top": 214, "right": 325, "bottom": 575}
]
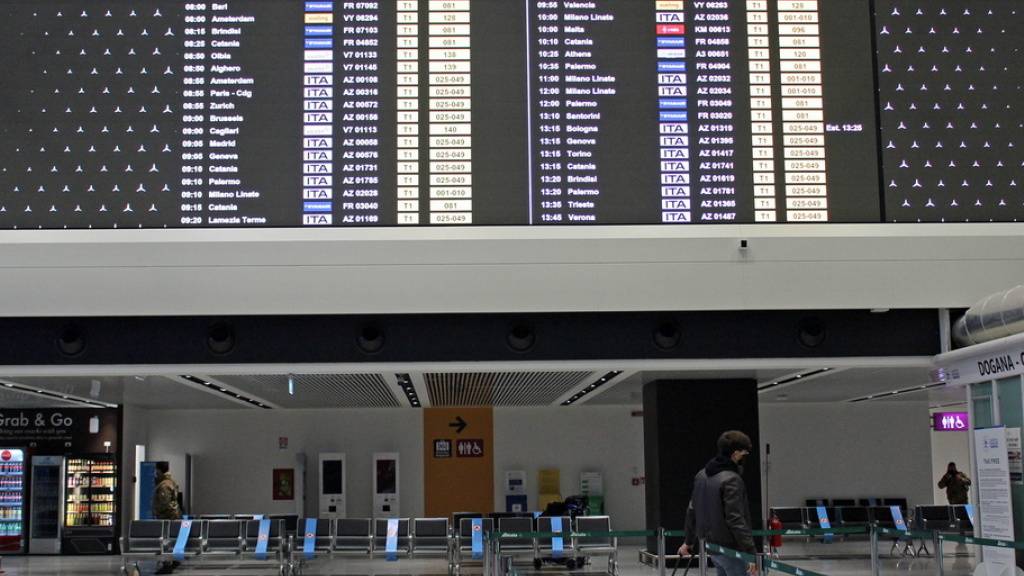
[
  {"left": 683, "top": 456, "right": 756, "bottom": 554},
  {"left": 938, "top": 472, "right": 971, "bottom": 505},
  {"left": 153, "top": 472, "right": 182, "bottom": 520}
]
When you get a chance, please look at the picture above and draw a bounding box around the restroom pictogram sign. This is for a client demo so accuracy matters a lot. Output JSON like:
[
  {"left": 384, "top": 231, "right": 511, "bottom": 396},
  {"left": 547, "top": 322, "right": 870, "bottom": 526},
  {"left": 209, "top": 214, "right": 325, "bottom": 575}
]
[{"left": 456, "top": 439, "right": 484, "bottom": 457}]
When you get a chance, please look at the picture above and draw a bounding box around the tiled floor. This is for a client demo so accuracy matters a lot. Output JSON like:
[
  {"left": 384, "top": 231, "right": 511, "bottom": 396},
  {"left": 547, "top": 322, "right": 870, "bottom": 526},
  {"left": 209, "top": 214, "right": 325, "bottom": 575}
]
[{"left": 0, "top": 545, "right": 980, "bottom": 576}]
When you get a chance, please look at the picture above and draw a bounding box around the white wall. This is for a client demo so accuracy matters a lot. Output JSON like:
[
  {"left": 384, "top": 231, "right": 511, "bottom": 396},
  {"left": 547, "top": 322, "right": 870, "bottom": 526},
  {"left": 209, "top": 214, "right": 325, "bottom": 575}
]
[
  {"left": 493, "top": 406, "right": 647, "bottom": 529},
  {"left": 134, "top": 401, "right": 938, "bottom": 527},
  {"left": 930, "top": 426, "right": 970, "bottom": 505},
  {"left": 2, "top": 225, "right": 1022, "bottom": 316},
  {"left": 759, "top": 402, "right": 934, "bottom": 509},
  {"left": 137, "top": 406, "right": 647, "bottom": 526},
  {"left": 143, "top": 409, "right": 424, "bottom": 518}
]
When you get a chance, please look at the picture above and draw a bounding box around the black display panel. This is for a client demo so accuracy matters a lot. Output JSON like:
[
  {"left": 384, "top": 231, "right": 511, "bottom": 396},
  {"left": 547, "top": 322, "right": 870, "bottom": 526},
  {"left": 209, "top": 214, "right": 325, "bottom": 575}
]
[
  {"left": 0, "top": 0, "right": 1013, "bottom": 229},
  {"left": 875, "top": 1, "right": 1024, "bottom": 222},
  {"left": 322, "top": 460, "right": 343, "bottom": 494}
]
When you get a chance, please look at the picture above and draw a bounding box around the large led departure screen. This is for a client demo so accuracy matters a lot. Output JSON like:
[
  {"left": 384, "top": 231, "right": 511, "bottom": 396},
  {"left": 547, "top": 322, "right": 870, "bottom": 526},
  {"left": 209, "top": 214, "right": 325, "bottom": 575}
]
[{"left": 0, "top": 0, "right": 1019, "bottom": 228}]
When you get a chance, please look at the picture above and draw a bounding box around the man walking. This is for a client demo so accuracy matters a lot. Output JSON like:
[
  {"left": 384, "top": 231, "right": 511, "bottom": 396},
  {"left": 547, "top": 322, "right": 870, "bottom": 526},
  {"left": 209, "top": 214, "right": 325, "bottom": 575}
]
[
  {"left": 679, "top": 431, "right": 757, "bottom": 576},
  {"left": 153, "top": 462, "right": 182, "bottom": 575}
]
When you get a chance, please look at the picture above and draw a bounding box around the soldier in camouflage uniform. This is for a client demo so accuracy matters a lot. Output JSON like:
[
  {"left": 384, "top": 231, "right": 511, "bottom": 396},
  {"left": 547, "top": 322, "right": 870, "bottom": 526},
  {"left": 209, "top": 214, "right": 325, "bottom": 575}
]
[
  {"left": 937, "top": 462, "right": 971, "bottom": 505},
  {"left": 153, "top": 462, "right": 181, "bottom": 574}
]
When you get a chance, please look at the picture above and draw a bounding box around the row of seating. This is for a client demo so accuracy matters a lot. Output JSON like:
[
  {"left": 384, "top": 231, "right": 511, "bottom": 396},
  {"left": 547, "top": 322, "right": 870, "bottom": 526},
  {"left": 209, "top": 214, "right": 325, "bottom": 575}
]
[
  {"left": 120, "top": 519, "right": 290, "bottom": 575},
  {"left": 122, "top": 515, "right": 618, "bottom": 576},
  {"left": 914, "top": 505, "right": 975, "bottom": 533},
  {"left": 805, "top": 497, "right": 908, "bottom": 509},
  {"left": 771, "top": 504, "right": 973, "bottom": 534},
  {"left": 472, "top": 515, "right": 617, "bottom": 573}
]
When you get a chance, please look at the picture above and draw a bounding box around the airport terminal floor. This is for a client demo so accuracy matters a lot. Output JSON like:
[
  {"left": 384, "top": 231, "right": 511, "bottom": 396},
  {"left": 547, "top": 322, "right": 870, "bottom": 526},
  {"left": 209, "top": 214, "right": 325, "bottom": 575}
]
[{"left": 0, "top": 544, "right": 984, "bottom": 576}]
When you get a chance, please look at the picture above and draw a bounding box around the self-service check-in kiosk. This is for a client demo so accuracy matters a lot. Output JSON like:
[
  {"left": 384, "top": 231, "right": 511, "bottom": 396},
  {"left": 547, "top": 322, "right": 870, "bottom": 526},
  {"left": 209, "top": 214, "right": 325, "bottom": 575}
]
[
  {"left": 372, "top": 452, "right": 399, "bottom": 517},
  {"left": 318, "top": 453, "right": 346, "bottom": 518}
]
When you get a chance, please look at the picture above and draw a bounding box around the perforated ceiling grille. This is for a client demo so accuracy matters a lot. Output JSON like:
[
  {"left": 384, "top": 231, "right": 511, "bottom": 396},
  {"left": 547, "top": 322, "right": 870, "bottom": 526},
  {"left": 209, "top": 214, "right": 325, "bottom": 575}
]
[
  {"left": 212, "top": 374, "right": 398, "bottom": 408},
  {"left": 424, "top": 372, "right": 592, "bottom": 406},
  {"left": 0, "top": 387, "right": 82, "bottom": 408}
]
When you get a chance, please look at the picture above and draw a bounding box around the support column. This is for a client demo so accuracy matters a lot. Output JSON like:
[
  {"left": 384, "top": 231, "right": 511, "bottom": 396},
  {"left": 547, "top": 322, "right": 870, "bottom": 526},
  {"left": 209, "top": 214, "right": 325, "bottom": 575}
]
[{"left": 643, "top": 379, "right": 762, "bottom": 551}]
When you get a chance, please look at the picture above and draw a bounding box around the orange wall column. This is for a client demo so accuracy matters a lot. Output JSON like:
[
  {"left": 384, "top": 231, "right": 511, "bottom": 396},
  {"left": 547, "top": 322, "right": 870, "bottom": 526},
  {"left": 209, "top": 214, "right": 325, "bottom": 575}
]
[{"left": 423, "top": 407, "right": 494, "bottom": 517}]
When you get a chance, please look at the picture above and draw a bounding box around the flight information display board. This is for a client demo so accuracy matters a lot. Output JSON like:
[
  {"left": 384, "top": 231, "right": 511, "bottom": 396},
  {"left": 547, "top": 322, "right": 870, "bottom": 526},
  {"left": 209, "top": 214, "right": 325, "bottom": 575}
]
[{"left": 0, "top": 0, "right": 1018, "bottom": 229}]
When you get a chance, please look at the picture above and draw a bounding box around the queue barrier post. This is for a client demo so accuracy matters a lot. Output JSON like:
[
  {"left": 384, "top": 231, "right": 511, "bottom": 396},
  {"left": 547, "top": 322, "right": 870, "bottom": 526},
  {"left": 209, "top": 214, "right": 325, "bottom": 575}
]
[
  {"left": 482, "top": 532, "right": 488, "bottom": 576},
  {"left": 870, "top": 524, "right": 881, "bottom": 576},
  {"left": 934, "top": 530, "right": 944, "bottom": 576},
  {"left": 699, "top": 539, "right": 708, "bottom": 576},
  {"left": 485, "top": 532, "right": 494, "bottom": 576},
  {"left": 657, "top": 527, "right": 666, "bottom": 576}
]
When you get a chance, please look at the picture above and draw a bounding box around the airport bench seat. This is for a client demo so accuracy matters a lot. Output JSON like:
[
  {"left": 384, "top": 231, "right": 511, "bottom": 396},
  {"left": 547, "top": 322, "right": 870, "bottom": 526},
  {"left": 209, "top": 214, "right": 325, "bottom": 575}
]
[
  {"left": 574, "top": 515, "right": 617, "bottom": 575},
  {"left": 121, "top": 520, "right": 167, "bottom": 574},
  {"left": 373, "top": 518, "right": 411, "bottom": 558},
  {"left": 288, "top": 518, "right": 334, "bottom": 575},
  {"left": 242, "top": 519, "right": 286, "bottom": 561},
  {"left": 536, "top": 516, "right": 574, "bottom": 556},
  {"left": 204, "top": 520, "right": 244, "bottom": 557},
  {"left": 412, "top": 517, "right": 450, "bottom": 557},
  {"left": 496, "top": 516, "right": 536, "bottom": 563},
  {"left": 334, "top": 517, "right": 373, "bottom": 555},
  {"left": 454, "top": 516, "right": 493, "bottom": 574}
]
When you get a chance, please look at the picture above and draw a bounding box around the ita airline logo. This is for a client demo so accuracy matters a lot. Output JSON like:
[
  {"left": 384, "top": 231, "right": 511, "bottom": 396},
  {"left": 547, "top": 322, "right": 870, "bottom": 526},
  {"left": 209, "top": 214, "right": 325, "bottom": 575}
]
[
  {"left": 387, "top": 525, "right": 398, "bottom": 538},
  {"left": 472, "top": 523, "right": 482, "bottom": 534},
  {"left": 305, "top": 531, "right": 315, "bottom": 539},
  {"left": 1, "top": 450, "right": 11, "bottom": 461}
]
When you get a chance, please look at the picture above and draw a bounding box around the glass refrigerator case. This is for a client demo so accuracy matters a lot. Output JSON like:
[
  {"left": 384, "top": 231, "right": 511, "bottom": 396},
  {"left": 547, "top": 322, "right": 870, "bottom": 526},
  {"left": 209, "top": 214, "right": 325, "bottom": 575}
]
[
  {"left": 0, "top": 448, "right": 25, "bottom": 554},
  {"left": 30, "top": 456, "right": 64, "bottom": 554},
  {"left": 63, "top": 455, "right": 117, "bottom": 554}
]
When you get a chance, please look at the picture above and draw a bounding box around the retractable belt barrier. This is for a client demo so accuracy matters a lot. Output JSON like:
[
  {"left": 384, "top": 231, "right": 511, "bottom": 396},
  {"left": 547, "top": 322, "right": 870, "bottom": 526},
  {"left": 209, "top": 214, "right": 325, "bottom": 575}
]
[
  {"left": 704, "top": 542, "right": 758, "bottom": 563},
  {"left": 754, "top": 527, "right": 868, "bottom": 536},
  {"left": 876, "top": 526, "right": 933, "bottom": 540},
  {"left": 472, "top": 524, "right": 1024, "bottom": 576},
  {"left": 665, "top": 527, "right": 867, "bottom": 539},
  {"left": 937, "top": 532, "right": 1024, "bottom": 549},
  {"left": 707, "top": 542, "right": 832, "bottom": 576},
  {"left": 489, "top": 529, "right": 654, "bottom": 540}
]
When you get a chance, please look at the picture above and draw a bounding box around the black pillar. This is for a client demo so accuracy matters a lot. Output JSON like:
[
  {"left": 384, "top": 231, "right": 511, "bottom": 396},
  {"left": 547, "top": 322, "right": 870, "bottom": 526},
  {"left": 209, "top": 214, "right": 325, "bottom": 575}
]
[{"left": 643, "top": 379, "right": 762, "bottom": 551}]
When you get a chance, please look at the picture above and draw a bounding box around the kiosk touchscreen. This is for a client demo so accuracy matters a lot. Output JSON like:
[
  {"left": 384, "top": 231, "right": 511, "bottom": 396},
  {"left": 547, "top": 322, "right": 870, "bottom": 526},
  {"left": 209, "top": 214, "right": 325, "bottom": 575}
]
[
  {"left": 318, "top": 453, "right": 346, "bottom": 518},
  {"left": 372, "top": 453, "right": 399, "bottom": 518}
]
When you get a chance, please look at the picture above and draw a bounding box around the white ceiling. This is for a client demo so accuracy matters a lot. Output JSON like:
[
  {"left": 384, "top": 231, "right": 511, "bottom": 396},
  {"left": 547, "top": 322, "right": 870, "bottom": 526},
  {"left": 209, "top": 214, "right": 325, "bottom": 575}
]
[{"left": 0, "top": 364, "right": 965, "bottom": 410}]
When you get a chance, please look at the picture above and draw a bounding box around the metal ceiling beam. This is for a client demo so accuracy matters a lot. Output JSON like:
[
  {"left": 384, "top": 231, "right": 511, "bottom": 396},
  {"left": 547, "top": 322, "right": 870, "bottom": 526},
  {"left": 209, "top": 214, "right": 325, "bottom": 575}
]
[
  {"left": 756, "top": 367, "right": 847, "bottom": 395},
  {"left": 172, "top": 375, "right": 281, "bottom": 409},
  {"left": 0, "top": 356, "right": 935, "bottom": 377},
  {"left": 564, "top": 370, "right": 636, "bottom": 406},
  {"left": 0, "top": 377, "right": 118, "bottom": 408}
]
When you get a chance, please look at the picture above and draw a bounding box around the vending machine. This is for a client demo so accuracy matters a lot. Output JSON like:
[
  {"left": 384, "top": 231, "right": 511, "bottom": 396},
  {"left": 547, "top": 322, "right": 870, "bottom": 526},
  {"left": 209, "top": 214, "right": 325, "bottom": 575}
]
[
  {"left": 30, "top": 455, "right": 64, "bottom": 554},
  {"left": 63, "top": 454, "right": 117, "bottom": 554},
  {"left": 318, "top": 453, "right": 346, "bottom": 518},
  {"left": 0, "top": 448, "right": 25, "bottom": 554}
]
